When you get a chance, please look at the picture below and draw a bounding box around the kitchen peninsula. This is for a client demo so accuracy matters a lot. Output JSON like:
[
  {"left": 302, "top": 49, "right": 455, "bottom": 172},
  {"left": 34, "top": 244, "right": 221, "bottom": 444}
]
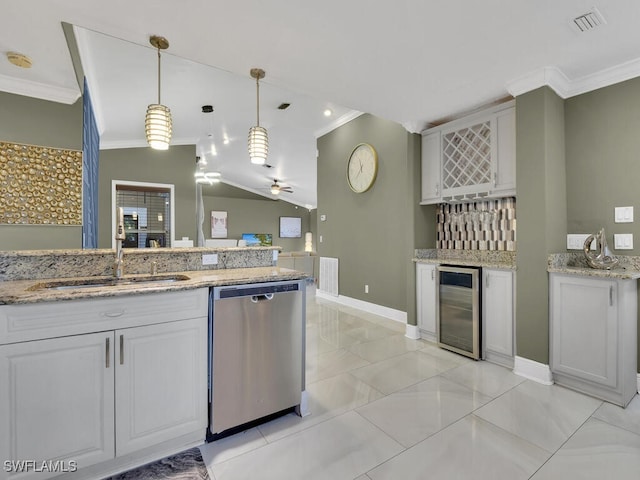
[{"left": 0, "top": 246, "right": 308, "bottom": 480}]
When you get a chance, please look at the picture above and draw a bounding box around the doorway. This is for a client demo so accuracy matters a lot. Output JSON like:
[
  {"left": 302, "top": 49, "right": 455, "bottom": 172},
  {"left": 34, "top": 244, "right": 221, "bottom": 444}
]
[{"left": 111, "top": 180, "right": 175, "bottom": 249}]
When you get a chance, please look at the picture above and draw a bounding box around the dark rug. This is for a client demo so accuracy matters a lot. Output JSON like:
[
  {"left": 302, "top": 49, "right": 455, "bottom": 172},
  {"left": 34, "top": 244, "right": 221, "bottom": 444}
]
[{"left": 104, "top": 447, "right": 209, "bottom": 480}]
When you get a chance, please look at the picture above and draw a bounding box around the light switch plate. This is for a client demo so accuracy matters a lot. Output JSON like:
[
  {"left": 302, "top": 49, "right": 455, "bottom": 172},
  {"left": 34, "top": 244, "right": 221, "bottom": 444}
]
[
  {"left": 202, "top": 254, "right": 218, "bottom": 265},
  {"left": 614, "top": 234, "right": 633, "bottom": 250},
  {"left": 567, "top": 234, "right": 596, "bottom": 250},
  {"left": 272, "top": 250, "right": 278, "bottom": 261},
  {"left": 614, "top": 206, "right": 634, "bottom": 223}
]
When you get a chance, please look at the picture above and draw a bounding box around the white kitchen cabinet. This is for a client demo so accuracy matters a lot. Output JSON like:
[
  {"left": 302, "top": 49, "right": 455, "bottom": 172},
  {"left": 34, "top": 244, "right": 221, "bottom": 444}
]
[
  {"left": 0, "top": 332, "right": 115, "bottom": 480},
  {"left": 115, "top": 317, "right": 207, "bottom": 455},
  {"left": 420, "top": 101, "right": 515, "bottom": 204},
  {"left": 416, "top": 263, "right": 437, "bottom": 342},
  {"left": 550, "top": 273, "right": 637, "bottom": 407},
  {"left": 420, "top": 132, "right": 441, "bottom": 204},
  {"left": 482, "top": 268, "right": 514, "bottom": 368},
  {"left": 0, "top": 288, "right": 208, "bottom": 480}
]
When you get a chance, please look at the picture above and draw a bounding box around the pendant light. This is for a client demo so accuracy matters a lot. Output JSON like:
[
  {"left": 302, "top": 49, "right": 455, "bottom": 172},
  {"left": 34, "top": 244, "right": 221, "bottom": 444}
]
[
  {"left": 145, "top": 35, "right": 172, "bottom": 150},
  {"left": 248, "top": 68, "right": 268, "bottom": 165}
]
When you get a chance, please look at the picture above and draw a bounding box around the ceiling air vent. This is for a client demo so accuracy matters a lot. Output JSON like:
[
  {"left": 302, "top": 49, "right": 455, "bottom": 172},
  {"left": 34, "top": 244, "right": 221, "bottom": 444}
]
[{"left": 572, "top": 8, "right": 606, "bottom": 32}]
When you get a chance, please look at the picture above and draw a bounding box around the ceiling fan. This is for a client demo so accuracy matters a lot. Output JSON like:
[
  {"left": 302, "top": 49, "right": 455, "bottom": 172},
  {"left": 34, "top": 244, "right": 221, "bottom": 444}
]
[{"left": 269, "top": 179, "right": 293, "bottom": 195}]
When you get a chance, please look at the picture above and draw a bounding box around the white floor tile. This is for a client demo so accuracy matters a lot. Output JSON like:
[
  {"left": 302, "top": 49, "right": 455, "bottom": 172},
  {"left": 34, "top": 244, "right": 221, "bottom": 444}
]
[
  {"left": 592, "top": 393, "right": 640, "bottom": 436},
  {"left": 198, "top": 428, "right": 266, "bottom": 467},
  {"left": 306, "top": 348, "right": 370, "bottom": 384},
  {"left": 357, "top": 376, "right": 492, "bottom": 447},
  {"left": 350, "top": 350, "right": 454, "bottom": 395},
  {"left": 366, "top": 415, "right": 550, "bottom": 480},
  {"left": 531, "top": 418, "right": 640, "bottom": 480},
  {"left": 257, "top": 372, "right": 385, "bottom": 442},
  {"left": 441, "top": 359, "right": 526, "bottom": 397},
  {"left": 348, "top": 334, "right": 423, "bottom": 363},
  {"left": 210, "top": 411, "right": 404, "bottom": 480},
  {"left": 474, "top": 381, "right": 602, "bottom": 453}
]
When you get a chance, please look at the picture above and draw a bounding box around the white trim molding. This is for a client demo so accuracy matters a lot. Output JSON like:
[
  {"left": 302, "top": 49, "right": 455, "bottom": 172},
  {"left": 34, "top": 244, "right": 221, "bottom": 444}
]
[
  {"left": 315, "top": 290, "right": 407, "bottom": 324},
  {"left": 506, "top": 57, "right": 640, "bottom": 100},
  {"left": 513, "top": 356, "right": 554, "bottom": 385},
  {"left": 405, "top": 324, "right": 420, "bottom": 340},
  {"left": 637, "top": 373, "right": 640, "bottom": 394},
  {"left": 0, "top": 73, "right": 80, "bottom": 105}
]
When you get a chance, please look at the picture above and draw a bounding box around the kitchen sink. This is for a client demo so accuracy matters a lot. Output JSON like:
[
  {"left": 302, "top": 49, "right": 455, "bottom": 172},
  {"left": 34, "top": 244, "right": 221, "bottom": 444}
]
[{"left": 28, "top": 274, "right": 191, "bottom": 291}]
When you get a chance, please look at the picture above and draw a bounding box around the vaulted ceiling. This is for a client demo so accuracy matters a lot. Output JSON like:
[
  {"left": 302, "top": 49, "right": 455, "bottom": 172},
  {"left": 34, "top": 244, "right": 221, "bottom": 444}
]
[{"left": 2, "top": 1, "right": 640, "bottom": 208}]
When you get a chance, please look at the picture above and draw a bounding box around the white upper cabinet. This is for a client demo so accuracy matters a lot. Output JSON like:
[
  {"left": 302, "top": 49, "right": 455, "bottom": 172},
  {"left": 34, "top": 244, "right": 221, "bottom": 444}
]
[{"left": 420, "top": 101, "right": 516, "bottom": 204}]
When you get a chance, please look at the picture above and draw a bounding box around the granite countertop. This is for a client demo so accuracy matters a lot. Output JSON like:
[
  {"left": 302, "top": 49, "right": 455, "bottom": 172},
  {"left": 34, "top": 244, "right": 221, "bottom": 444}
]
[
  {"left": 413, "top": 249, "right": 516, "bottom": 270},
  {"left": 547, "top": 253, "right": 640, "bottom": 280},
  {"left": 0, "top": 267, "right": 308, "bottom": 305}
]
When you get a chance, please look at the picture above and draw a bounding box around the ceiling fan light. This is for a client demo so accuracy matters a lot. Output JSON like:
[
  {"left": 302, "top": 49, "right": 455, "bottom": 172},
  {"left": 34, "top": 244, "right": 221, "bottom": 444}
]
[
  {"left": 248, "top": 126, "right": 268, "bottom": 165},
  {"left": 145, "top": 104, "right": 172, "bottom": 150},
  {"left": 270, "top": 185, "right": 280, "bottom": 195}
]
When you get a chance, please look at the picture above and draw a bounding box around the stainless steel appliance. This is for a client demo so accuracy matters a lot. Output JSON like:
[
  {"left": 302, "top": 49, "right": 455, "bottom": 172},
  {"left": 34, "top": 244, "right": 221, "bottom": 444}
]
[
  {"left": 437, "top": 265, "right": 481, "bottom": 360},
  {"left": 208, "top": 280, "right": 305, "bottom": 439}
]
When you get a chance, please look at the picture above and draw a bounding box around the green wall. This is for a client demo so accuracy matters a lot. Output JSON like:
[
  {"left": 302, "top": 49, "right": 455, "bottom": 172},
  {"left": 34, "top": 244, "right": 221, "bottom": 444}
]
[
  {"left": 97, "top": 146, "right": 197, "bottom": 248},
  {"left": 0, "top": 92, "right": 83, "bottom": 250},
  {"left": 317, "top": 113, "right": 428, "bottom": 319},
  {"left": 515, "top": 87, "right": 567, "bottom": 365},
  {"left": 564, "top": 76, "right": 640, "bottom": 371},
  {"left": 201, "top": 194, "right": 312, "bottom": 252}
]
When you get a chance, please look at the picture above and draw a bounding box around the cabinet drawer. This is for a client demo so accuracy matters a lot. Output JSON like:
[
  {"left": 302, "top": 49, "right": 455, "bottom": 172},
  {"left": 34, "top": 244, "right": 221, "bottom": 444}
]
[{"left": 0, "top": 288, "right": 209, "bottom": 345}]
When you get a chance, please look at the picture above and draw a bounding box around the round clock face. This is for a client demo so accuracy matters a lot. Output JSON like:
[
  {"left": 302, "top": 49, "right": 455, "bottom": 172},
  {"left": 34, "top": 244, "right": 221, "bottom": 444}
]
[{"left": 346, "top": 143, "right": 378, "bottom": 193}]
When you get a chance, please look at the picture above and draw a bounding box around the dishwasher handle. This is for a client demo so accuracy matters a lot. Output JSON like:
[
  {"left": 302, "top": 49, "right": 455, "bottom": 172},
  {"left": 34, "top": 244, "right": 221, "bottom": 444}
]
[{"left": 251, "top": 293, "right": 274, "bottom": 303}]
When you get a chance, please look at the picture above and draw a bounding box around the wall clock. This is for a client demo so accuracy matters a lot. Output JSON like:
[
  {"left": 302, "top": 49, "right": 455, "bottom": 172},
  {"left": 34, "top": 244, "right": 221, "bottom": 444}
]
[{"left": 346, "top": 143, "right": 378, "bottom": 193}]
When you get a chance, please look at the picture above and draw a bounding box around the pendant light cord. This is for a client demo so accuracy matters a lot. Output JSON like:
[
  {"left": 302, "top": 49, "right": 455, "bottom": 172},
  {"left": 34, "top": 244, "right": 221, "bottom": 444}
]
[
  {"left": 157, "top": 47, "right": 162, "bottom": 105},
  {"left": 256, "top": 75, "right": 260, "bottom": 127}
]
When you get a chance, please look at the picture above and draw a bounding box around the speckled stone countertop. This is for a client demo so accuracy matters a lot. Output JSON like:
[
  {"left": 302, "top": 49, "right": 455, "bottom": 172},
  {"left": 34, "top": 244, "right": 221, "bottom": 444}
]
[
  {"left": 0, "top": 247, "right": 308, "bottom": 305},
  {"left": 548, "top": 253, "right": 640, "bottom": 280},
  {"left": 413, "top": 249, "right": 516, "bottom": 270},
  {"left": 0, "top": 266, "right": 308, "bottom": 305}
]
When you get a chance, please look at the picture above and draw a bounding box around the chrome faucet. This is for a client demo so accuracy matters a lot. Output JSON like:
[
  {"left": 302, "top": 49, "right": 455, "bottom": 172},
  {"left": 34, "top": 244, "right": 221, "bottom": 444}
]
[{"left": 114, "top": 207, "right": 126, "bottom": 278}]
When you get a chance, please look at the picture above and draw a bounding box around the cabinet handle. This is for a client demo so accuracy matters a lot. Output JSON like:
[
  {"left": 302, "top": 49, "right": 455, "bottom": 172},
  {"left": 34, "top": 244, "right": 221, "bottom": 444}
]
[
  {"left": 493, "top": 172, "right": 497, "bottom": 187},
  {"left": 106, "top": 338, "right": 110, "bottom": 369},
  {"left": 435, "top": 183, "right": 439, "bottom": 196},
  {"left": 119, "top": 334, "right": 124, "bottom": 365},
  {"left": 610, "top": 286, "right": 614, "bottom": 306},
  {"left": 431, "top": 269, "right": 435, "bottom": 280},
  {"left": 485, "top": 273, "right": 490, "bottom": 288}
]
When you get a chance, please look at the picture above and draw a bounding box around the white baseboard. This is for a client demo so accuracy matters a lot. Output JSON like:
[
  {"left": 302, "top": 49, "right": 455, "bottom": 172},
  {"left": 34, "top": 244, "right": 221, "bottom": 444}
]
[
  {"left": 513, "top": 356, "right": 554, "bottom": 385},
  {"left": 405, "top": 324, "right": 420, "bottom": 340},
  {"left": 316, "top": 290, "right": 407, "bottom": 324}
]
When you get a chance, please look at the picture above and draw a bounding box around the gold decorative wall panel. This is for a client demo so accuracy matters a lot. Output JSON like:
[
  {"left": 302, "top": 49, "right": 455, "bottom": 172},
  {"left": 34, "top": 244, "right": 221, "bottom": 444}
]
[{"left": 0, "top": 141, "right": 82, "bottom": 225}]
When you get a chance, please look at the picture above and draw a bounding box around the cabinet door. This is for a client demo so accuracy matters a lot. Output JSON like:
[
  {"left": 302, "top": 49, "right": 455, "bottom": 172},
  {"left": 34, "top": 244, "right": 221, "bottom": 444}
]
[
  {"left": 483, "top": 269, "right": 514, "bottom": 359},
  {"left": 416, "top": 263, "right": 437, "bottom": 341},
  {"left": 420, "top": 132, "right": 442, "bottom": 204},
  {"left": 491, "top": 107, "right": 516, "bottom": 197},
  {"left": 0, "top": 332, "right": 114, "bottom": 480},
  {"left": 115, "top": 317, "right": 207, "bottom": 456},
  {"left": 550, "top": 275, "right": 617, "bottom": 387}
]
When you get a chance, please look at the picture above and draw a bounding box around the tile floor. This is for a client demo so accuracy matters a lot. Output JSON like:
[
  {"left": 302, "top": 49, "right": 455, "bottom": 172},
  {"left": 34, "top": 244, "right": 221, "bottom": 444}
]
[{"left": 199, "top": 294, "right": 640, "bottom": 480}]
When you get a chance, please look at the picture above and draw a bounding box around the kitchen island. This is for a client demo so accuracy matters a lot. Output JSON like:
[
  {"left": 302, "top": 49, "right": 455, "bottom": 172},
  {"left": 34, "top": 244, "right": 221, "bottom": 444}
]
[{"left": 0, "top": 247, "right": 308, "bottom": 480}]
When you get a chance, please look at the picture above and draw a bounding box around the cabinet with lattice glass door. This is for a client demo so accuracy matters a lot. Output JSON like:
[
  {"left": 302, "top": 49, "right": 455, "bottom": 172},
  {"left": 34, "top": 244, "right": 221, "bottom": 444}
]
[{"left": 420, "top": 102, "right": 515, "bottom": 204}]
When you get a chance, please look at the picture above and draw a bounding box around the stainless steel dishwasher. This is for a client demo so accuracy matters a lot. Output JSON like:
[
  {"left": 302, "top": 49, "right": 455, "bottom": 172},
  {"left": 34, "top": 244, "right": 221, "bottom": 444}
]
[{"left": 207, "top": 280, "right": 305, "bottom": 438}]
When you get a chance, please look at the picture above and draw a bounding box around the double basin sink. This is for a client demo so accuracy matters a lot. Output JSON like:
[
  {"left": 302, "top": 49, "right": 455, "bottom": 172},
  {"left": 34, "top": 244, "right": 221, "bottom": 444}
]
[{"left": 28, "top": 274, "right": 191, "bottom": 291}]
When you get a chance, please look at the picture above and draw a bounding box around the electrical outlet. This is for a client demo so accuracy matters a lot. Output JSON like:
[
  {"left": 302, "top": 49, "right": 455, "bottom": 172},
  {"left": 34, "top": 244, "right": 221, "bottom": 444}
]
[
  {"left": 567, "top": 234, "right": 596, "bottom": 250},
  {"left": 272, "top": 250, "right": 278, "bottom": 261},
  {"left": 202, "top": 254, "right": 218, "bottom": 265},
  {"left": 614, "top": 234, "right": 633, "bottom": 250},
  {"left": 319, "top": 235, "right": 323, "bottom": 243},
  {"left": 365, "top": 284, "right": 369, "bottom": 294}
]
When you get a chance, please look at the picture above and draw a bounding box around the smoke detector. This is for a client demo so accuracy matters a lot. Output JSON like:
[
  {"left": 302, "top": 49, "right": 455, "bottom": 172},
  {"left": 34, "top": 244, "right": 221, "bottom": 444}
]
[
  {"left": 571, "top": 7, "right": 606, "bottom": 32},
  {"left": 6, "top": 52, "right": 32, "bottom": 68}
]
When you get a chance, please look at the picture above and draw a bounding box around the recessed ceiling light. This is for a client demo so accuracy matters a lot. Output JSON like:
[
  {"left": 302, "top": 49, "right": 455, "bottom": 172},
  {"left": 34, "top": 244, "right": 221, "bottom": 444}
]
[
  {"left": 7, "top": 52, "right": 32, "bottom": 69},
  {"left": 323, "top": 109, "right": 333, "bottom": 117}
]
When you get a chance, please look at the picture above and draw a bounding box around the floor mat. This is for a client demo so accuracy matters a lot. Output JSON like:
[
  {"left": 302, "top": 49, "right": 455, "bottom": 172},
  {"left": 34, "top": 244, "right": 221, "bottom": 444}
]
[{"left": 104, "top": 447, "right": 209, "bottom": 480}]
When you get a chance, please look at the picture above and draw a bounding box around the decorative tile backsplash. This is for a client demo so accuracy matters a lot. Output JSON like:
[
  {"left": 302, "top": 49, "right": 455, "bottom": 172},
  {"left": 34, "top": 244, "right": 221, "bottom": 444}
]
[
  {"left": 0, "top": 141, "right": 83, "bottom": 225},
  {"left": 437, "top": 197, "right": 516, "bottom": 251}
]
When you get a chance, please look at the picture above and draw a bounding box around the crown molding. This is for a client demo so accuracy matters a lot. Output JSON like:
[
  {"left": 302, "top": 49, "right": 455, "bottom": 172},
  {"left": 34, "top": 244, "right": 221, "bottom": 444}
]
[
  {"left": 506, "top": 57, "right": 640, "bottom": 99},
  {"left": 0, "top": 73, "right": 80, "bottom": 105},
  {"left": 314, "top": 110, "right": 363, "bottom": 138}
]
